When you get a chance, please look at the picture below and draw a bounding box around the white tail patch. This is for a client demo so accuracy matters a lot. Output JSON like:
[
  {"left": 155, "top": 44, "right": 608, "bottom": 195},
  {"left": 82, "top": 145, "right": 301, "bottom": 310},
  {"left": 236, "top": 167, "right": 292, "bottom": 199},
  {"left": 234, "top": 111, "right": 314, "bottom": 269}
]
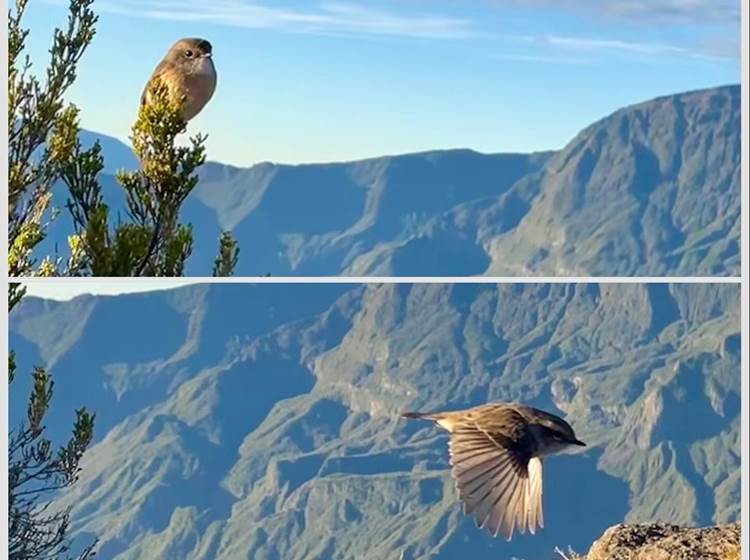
[{"left": 436, "top": 417, "right": 457, "bottom": 432}]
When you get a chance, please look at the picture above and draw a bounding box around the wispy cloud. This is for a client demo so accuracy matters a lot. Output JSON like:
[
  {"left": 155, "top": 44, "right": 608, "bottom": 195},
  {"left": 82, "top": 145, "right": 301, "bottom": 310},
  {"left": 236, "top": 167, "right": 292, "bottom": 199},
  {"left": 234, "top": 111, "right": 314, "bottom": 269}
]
[
  {"left": 493, "top": 53, "right": 593, "bottom": 65},
  {"left": 492, "top": 32, "right": 729, "bottom": 62},
  {"left": 547, "top": 34, "right": 740, "bottom": 61},
  {"left": 544, "top": 35, "right": 691, "bottom": 56},
  {"left": 697, "top": 36, "right": 742, "bottom": 59},
  {"left": 491, "top": 0, "right": 740, "bottom": 25},
  {"left": 46, "top": 0, "right": 737, "bottom": 60},
  {"left": 92, "top": 0, "right": 477, "bottom": 39}
]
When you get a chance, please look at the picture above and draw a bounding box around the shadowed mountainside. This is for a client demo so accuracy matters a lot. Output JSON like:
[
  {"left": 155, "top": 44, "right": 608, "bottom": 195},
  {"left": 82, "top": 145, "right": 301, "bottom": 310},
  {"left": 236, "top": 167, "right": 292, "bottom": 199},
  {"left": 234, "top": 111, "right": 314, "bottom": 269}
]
[
  {"left": 9, "top": 283, "right": 740, "bottom": 559},
  {"left": 35, "top": 85, "right": 739, "bottom": 276}
]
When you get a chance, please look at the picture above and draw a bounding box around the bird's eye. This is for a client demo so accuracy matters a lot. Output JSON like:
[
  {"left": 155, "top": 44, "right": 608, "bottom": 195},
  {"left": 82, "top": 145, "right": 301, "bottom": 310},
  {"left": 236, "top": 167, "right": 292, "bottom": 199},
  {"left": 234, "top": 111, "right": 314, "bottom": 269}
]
[
  {"left": 553, "top": 434, "right": 563, "bottom": 441},
  {"left": 184, "top": 49, "right": 194, "bottom": 58}
]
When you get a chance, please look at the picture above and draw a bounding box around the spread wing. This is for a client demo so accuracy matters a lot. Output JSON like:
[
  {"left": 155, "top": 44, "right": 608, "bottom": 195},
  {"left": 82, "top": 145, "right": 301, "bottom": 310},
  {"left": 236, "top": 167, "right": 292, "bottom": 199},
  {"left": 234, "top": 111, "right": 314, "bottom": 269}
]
[{"left": 448, "top": 410, "right": 544, "bottom": 540}]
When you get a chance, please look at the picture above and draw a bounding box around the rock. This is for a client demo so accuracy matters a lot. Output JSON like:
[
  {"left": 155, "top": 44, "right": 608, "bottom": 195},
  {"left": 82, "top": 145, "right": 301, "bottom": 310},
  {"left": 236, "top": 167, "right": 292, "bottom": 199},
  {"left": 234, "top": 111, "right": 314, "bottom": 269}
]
[{"left": 583, "top": 522, "right": 740, "bottom": 560}]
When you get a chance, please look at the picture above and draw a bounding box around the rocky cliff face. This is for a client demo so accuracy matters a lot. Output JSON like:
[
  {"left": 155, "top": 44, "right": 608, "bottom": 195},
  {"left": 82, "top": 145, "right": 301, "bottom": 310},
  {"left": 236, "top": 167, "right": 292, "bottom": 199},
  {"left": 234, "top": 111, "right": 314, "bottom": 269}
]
[{"left": 9, "top": 283, "right": 740, "bottom": 559}]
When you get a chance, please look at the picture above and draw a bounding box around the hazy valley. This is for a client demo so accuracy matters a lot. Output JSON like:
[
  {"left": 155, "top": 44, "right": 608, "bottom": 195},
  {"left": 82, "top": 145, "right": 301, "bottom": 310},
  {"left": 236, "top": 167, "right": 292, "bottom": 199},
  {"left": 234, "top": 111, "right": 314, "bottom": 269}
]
[{"left": 9, "top": 283, "right": 740, "bottom": 559}]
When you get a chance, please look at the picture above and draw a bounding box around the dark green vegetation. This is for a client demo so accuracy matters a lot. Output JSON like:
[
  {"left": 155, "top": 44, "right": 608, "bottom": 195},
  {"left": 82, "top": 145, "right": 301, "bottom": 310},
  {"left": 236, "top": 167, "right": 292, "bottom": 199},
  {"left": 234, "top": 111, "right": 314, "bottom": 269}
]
[
  {"left": 38, "top": 85, "right": 740, "bottom": 276},
  {"left": 8, "top": 0, "right": 238, "bottom": 277},
  {"left": 9, "top": 283, "right": 740, "bottom": 559},
  {"left": 8, "top": 288, "right": 96, "bottom": 560}
]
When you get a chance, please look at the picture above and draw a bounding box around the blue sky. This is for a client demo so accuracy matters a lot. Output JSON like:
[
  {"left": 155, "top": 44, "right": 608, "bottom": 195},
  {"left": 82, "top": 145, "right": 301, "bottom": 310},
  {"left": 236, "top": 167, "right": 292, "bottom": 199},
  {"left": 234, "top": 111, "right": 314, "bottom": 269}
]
[{"left": 24, "top": 0, "right": 740, "bottom": 166}]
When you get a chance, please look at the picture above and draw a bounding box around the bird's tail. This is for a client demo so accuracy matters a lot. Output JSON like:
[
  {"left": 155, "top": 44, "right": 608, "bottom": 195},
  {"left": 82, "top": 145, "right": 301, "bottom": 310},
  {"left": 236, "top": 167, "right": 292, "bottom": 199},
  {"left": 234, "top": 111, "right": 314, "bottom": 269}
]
[{"left": 400, "top": 411, "right": 435, "bottom": 420}]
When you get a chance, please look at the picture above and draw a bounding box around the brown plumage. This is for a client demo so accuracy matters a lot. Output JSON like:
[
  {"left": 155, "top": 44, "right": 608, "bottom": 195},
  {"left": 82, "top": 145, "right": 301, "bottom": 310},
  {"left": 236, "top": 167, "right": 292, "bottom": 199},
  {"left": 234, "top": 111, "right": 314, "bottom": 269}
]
[
  {"left": 141, "top": 38, "right": 217, "bottom": 122},
  {"left": 402, "top": 403, "right": 585, "bottom": 540}
]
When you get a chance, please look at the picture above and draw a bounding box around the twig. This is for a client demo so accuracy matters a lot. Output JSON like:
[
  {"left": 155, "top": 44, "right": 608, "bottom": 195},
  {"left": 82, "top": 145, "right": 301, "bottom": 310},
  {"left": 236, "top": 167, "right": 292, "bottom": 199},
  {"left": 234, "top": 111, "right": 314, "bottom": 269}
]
[{"left": 134, "top": 212, "right": 162, "bottom": 276}]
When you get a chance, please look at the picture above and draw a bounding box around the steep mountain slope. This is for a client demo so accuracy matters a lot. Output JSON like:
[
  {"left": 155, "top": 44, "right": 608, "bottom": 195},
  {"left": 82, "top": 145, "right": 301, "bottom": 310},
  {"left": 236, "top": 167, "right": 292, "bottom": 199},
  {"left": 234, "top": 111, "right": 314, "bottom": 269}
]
[
  {"left": 34, "top": 85, "right": 739, "bottom": 276},
  {"left": 9, "top": 284, "right": 740, "bottom": 559},
  {"left": 482, "top": 86, "right": 741, "bottom": 276}
]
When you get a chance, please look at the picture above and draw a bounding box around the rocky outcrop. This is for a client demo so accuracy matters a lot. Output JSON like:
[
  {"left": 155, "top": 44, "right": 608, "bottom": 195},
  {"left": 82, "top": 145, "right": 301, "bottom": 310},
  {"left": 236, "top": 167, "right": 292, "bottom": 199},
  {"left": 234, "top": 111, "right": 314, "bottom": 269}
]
[{"left": 581, "top": 523, "right": 740, "bottom": 560}]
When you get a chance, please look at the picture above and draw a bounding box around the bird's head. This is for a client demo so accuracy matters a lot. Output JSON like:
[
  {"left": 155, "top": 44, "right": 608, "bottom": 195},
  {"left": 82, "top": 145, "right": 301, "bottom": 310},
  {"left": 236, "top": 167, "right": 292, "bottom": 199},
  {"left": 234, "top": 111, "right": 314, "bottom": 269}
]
[
  {"left": 531, "top": 410, "right": 586, "bottom": 455},
  {"left": 167, "top": 38, "right": 215, "bottom": 74}
]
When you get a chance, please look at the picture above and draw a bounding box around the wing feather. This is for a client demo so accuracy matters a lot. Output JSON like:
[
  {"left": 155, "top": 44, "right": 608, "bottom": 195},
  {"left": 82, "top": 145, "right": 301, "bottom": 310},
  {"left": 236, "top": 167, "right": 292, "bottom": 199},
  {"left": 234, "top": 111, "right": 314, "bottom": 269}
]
[
  {"left": 526, "top": 456, "right": 544, "bottom": 532},
  {"left": 499, "top": 469, "right": 525, "bottom": 540},
  {"left": 485, "top": 462, "right": 522, "bottom": 537},
  {"left": 448, "top": 411, "right": 544, "bottom": 539}
]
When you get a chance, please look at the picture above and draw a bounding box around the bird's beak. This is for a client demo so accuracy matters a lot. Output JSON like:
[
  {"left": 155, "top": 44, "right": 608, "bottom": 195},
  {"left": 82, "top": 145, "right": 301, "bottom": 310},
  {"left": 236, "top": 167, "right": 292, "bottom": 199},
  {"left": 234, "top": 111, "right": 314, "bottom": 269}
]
[
  {"left": 570, "top": 438, "right": 586, "bottom": 447},
  {"left": 201, "top": 52, "right": 213, "bottom": 58}
]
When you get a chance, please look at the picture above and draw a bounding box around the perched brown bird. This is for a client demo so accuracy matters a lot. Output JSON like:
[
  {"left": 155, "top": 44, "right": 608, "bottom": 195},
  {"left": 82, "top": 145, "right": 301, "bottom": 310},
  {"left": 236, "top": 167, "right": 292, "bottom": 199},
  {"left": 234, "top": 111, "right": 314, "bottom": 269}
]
[
  {"left": 141, "top": 38, "right": 217, "bottom": 122},
  {"left": 402, "top": 403, "right": 586, "bottom": 540}
]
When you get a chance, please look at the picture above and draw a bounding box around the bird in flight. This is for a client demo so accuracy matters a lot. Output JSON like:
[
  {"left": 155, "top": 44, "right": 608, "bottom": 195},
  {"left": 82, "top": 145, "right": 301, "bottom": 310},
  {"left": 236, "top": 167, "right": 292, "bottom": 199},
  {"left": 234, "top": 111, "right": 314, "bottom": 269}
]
[
  {"left": 141, "top": 37, "right": 217, "bottom": 123},
  {"left": 402, "top": 403, "right": 586, "bottom": 540}
]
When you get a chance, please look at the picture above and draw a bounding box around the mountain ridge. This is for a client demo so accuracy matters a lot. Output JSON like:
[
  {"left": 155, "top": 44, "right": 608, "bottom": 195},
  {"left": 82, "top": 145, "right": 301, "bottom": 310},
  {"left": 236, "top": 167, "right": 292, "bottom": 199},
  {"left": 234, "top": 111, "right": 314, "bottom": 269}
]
[{"left": 34, "top": 84, "right": 740, "bottom": 276}]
